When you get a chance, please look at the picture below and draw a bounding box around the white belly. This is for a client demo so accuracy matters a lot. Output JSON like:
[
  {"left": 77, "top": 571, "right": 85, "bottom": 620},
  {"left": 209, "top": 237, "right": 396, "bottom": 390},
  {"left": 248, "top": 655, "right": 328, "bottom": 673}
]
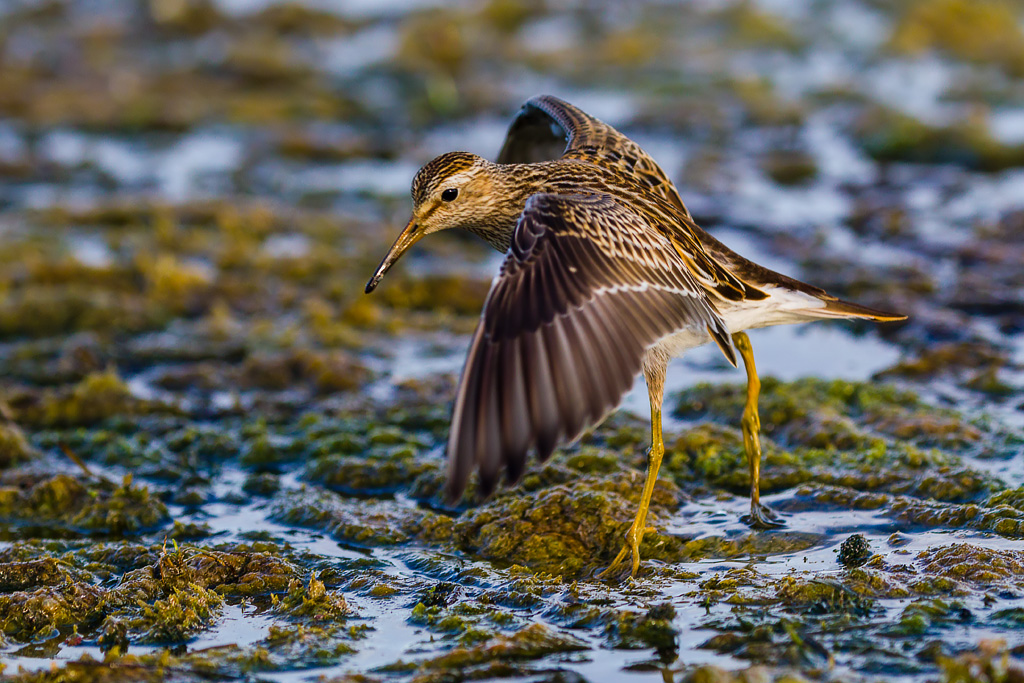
[{"left": 645, "top": 286, "right": 825, "bottom": 362}]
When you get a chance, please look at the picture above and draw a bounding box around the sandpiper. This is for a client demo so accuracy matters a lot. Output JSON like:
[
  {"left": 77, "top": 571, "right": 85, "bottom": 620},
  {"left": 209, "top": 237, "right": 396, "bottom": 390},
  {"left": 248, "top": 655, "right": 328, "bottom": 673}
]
[{"left": 366, "top": 95, "right": 905, "bottom": 577}]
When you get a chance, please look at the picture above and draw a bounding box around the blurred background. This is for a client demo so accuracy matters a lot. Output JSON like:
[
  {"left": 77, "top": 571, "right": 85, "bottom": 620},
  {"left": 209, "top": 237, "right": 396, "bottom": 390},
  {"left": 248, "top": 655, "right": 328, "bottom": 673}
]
[
  {"left": 1, "top": 0, "right": 1023, "bottom": 679},
  {"left": 0, "top": 0, "right": 1022, "bottom": 401}
]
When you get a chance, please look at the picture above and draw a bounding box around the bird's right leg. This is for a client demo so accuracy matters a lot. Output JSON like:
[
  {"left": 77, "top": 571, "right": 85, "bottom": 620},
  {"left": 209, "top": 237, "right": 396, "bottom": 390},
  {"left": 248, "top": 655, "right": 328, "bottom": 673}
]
[
  {"left": 733, "top": 331, "right": 783, "bottom": 529},
  {"left": 600, "top": 355, "right": 667, "bottom": 579}
]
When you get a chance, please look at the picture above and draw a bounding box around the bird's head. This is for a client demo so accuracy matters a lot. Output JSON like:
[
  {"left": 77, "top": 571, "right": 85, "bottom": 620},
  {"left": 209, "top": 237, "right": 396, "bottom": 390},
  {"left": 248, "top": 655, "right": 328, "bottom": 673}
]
[{"left": 365, "top": 151, "right": 503, "bottom": 293}]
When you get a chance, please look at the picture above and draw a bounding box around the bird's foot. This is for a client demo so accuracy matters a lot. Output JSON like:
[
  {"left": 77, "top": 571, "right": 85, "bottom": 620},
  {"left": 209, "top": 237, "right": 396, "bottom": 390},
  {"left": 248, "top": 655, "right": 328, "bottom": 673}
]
[
  {"left": 599, "top": 525, "right": 656, "bottom": 579},
  {"left": 741, "top": 502, "right": 784, "bottom": 529}
]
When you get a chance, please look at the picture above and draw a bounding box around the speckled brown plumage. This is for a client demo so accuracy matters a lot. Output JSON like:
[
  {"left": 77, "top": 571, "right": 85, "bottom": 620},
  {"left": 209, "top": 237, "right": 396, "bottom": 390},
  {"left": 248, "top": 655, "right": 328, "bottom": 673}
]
[
  {"left": 365, "top": 95, "right": 905, "bottom": 576},
  {"left": 448, "top": 192, "right": 736, "bottom": 495}
]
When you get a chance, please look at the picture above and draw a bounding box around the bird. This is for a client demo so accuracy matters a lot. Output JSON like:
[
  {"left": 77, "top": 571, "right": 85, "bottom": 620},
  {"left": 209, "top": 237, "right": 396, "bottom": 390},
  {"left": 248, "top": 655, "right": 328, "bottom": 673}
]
[{"left": 365, "top": 95, "right": 905, "bottom": 578}]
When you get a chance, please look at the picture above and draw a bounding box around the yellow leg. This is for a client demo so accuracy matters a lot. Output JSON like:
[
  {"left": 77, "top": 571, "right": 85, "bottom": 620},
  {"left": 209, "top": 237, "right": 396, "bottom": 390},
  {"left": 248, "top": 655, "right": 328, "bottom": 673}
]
[
  {"left": 601, "top": 408, "right": 664, "bottom": 578},
  {"left": 733, "top": 332, "right": 783, "bottom": 529},
  {"left": 602, "top": 360, "right": 667, "bottom": 579}
]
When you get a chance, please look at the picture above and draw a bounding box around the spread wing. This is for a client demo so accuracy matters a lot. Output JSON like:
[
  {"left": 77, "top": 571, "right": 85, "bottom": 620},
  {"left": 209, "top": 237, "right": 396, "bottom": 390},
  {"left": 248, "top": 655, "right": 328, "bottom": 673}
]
[
  {"left": 446, "top": 193, "right": 737, "bottom": 501},
  {"left": 496, "top": 95, "right": 692, "bottom": 218}
]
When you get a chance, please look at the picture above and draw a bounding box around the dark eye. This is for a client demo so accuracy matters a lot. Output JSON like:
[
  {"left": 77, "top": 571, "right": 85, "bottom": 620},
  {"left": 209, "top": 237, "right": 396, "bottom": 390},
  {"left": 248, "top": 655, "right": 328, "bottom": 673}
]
[{"left": 441, "top": 188, "right": 459, "bottom": 202}]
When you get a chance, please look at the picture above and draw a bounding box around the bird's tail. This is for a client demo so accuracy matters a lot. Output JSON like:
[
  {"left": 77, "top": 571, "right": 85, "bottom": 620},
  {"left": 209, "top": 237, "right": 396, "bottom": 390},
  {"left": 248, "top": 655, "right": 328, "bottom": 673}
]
[{"left": 799, "top": 296, "right": 906, "bottom": 322}]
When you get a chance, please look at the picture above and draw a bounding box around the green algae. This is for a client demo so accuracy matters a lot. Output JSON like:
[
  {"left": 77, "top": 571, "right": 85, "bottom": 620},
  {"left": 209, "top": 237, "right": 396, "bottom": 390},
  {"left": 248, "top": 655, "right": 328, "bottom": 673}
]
[
  {"left": 275, "top": 577, "right": 353, "bottom": 621},
  {"left": 937, "top": 640, "right": 1024, "bottom": 683},
  {"left": 304, "top": 447, "right": 436, "bottom": 496},
  {"left": 0, "top": 420, "right": 34, "bottom": 468},
  {"left": 856, "top": 107, "right": 1024, "bottom": 171},
  {"left": 887, "top": 598, "right": 970, "bottom": 637},
  {"left": 0, "top": 1, "right": 1022, "bottom": 680},
  {"left": 761, "top": 150, "right": 818, "bottom": 186},
  {"left": 917, "top": 543, "right": 1024, "bottom": 587},
  {"left": 378, "top": 275, "right": 491, "bottom": 319},
  {"left": 0, "top": 542, "right": 311, "bottom": 649},
  {"left": 0, "top": 474, "right": 169, "bottom": 538},
  {"left": 7, "top": 370, "right": 162, "bottom": 429},
  {"left": 889, "top": 0, "right": 1024, "bottom": 76},
  {"left": 605, "top": 603, "right": 679, "bottom": 660},
  {"left": 443, "top": 478, "right": 677, "bottom": 577},
  {"left": 409, "top": 599, "right": 513, "bottom": 646},
  {"left": 675, "top": 378, "right": 981, "bottom": 451},
  {"left": 0, "top": 558, "right": 69, "bottom": 591},
  {"left": 132, "top": 583, "right": 224, "bottom": 643},
  {"left": 385, "top": 623, "right": 588, "bottom": 677},
  {"left": 271, "top": 488, "right": 412, "bottom": 547},
  {"left": 722, "top": 2, "right": 804, "bottom": 52}
]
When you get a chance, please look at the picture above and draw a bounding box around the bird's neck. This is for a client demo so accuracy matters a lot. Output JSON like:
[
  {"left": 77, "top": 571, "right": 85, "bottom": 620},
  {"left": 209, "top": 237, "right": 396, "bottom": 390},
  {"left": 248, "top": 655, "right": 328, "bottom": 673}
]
[{"left": 467, "top": 162, "right": 551, "bottom": 253}]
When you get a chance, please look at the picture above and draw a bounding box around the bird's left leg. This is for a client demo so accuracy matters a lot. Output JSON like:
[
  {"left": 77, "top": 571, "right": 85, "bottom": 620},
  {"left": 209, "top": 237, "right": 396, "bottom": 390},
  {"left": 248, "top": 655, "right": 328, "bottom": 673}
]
[
  {"left": 733, "top": 332, "right": 783, "bottom": 529},
  {"left": 601, "top": 355, "right": 668, "bottom": 579}
]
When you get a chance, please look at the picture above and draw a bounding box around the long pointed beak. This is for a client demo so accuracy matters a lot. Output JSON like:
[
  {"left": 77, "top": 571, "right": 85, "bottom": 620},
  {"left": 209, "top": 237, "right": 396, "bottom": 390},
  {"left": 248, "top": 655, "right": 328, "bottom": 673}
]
[{"left": 365, "top": 218, "right": 421, "bottom": 293}]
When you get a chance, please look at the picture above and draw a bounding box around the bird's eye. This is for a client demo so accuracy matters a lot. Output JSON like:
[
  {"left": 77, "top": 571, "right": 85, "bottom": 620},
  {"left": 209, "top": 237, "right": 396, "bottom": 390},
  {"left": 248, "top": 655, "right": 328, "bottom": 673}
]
[{"left": 441, "top": 188, "right": 459, "bottom": 202}]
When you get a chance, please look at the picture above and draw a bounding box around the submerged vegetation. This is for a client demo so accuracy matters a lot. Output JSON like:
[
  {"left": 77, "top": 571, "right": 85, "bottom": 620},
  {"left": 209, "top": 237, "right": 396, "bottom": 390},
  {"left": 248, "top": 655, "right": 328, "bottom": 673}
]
[{"left": 0, "top": 0, "right": 1023, "bottom": 680}]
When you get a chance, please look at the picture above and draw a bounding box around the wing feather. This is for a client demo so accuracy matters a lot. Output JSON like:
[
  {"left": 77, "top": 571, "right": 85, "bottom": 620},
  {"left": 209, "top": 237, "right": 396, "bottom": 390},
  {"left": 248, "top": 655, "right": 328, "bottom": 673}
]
[
  {"left": 446, "top": 192, "right": 735, "bottom": 501},
  {"left": 496, "top": 95, "right": 691, "bottom": 218}
]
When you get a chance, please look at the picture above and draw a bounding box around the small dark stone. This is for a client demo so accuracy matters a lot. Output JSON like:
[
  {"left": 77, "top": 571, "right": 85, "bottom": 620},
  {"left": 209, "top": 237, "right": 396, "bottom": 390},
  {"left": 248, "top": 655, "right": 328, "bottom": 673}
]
[{"left": 837, "top": 534, "right": 872, "bottom": 568}]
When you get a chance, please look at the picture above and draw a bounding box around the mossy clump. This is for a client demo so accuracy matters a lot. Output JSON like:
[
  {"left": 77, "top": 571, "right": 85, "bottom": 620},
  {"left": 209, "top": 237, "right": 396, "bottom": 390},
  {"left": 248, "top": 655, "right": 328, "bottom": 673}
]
[
  {"left": 936, "top": 639, "right": 1024, "bottom": 682},
  {"left": 0, "top": 288, "right": 167, "bottom": 340},
  {"left": 409, "top": 600, "right": 514, "bottom": 646},
  {"left": 135, "top": 583, "right": 224, "bottom": 643},
  {"left": 856, "top": 107, "right": 1024, "bottom": 172},
  {"left": 731, "top": 77, "right": 806, "bottom": 127},
  {"left": 403, "top": 623, "right": 588, "bottom": 673},
  {"left": 242, "top": 472, "right": 281, "bottom": 497},
  {"left": 877, "top": 342, "right": 1008, "bottom": 380},
  {"left": 723, "top": 2, "right": 804, "bottom": 51},
  {"left": 605, "top": 603, "right": 678, "bottom": 660},
  {"left": 73, "top": 475, "right": 170, "bottom": 535},
  {"left": 239, "top": 349, "right": 370, "bottom": 393},
  {"left": 761, "top": 150, "right": 818, "bottom": 186},
  {"left": 774, "top": 577, "right": 875, "bottom": 616},
  {"left": 9, "top": 369, "right": 160, "bottom": 428},
  {"left": 887, "top": 598, "right": 970, "bottom": 637},
  {"left": 270, "top": 489, "right": 411, "bottom": 547},
  {"left": 987, "top": 486, "right": 1024, "bottom": 511},
  {"left": 674, "top": 378, "right": 981, "bottom": 452},
  {"left": 0, "top": 421, "right": 34, "bottom": 468},
  {"left": 799, "top": 486, "right": 1024, "bottom": 539},
  {"left": 663, "top": 417, "right": 981, "bottom": 504},
  {"left": 917, "top": 543, "right": 1024, "bottom": 586},
  {"left": 258, "top": 623, "right": 357, "bottom": 668},
  {"left": 0, "top": 558, "right": 69, "bottom": 591},
  {"left": 303, "top": 450, "right": 438, "bottom": 496},
  {"left": 0, "top": 581, "right": 106, "bottom": 642},
  {"left": 0, "top": 542, "right": 314, "bottom": 648},
  {"left": 239, "top": 431, "right": 301, "bottom": 472},
  {"left": 179, "top": 548, "right": 299, "bottom": 597},
  {"left": 379, "top": 275, "right": 491, "bottom": 317},
  {"left": 0, "top": 473, "right": 169, "bottom": 537},
  {"left": 275, "top": 577, "right": 352, "bottom": 621},
  {"left": 889, "top": 0, "right": 1024, "bottom": 76},
  {"left": 397, "top": 9, "right": 470, "bottom": 78},
  {"left": 442, "top": 467, "right": 682, "bottom": 577}
]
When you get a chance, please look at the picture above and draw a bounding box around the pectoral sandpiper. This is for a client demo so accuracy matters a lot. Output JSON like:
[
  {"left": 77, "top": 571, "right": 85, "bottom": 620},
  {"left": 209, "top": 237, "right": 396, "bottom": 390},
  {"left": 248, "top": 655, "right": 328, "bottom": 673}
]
[{"left": 365, "top": 95, "right": 905, "bottom": 578}]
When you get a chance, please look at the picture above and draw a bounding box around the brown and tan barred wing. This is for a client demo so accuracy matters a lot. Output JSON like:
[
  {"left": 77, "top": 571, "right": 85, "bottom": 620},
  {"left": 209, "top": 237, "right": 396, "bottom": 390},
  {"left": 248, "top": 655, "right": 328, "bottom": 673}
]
[
  {"left": 496, "top": 95, "right": 692, "bottom": 218},
  {"left": 445, "top": 193, "right": 735, "bottom": 502}
]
